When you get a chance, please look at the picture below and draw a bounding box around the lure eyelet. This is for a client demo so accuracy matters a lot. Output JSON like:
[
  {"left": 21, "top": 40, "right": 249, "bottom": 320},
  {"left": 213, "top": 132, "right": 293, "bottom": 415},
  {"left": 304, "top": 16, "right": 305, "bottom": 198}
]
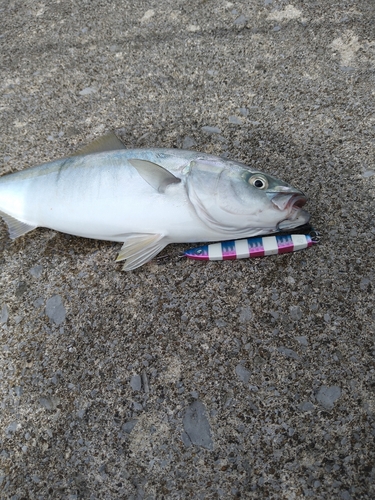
[{"left": 309, "top": 230, "right": 320, "bottom": 243}]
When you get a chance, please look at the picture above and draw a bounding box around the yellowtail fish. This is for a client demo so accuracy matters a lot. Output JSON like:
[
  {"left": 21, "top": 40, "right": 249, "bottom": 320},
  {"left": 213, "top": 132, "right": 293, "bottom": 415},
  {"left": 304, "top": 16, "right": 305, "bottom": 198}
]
[
  {"left": 184, "top": 232, "right": 319, "bottom": 261},
  {"left": 0, "top": 132, "right": 311, "bottom": 270}
]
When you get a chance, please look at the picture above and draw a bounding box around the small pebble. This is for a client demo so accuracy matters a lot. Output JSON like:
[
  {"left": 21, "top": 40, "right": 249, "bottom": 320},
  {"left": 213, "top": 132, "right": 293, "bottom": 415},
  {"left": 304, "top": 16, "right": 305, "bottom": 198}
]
[
  {"left": 183, "top": 400, "right": 213, "bottom": 450},
  {"left": 40, "top": 396, "right": 59, "bottom": 410},
  {"left": 122, "top": 420, "right": 138, "bottom": 434},
  {"left": 296, "top": 336, "right": 308, "bottom": 346},
  {"left": 289, "top": 305, "right": 302, "bottom": 321},
  {"left": 1, "top": 304, "right": 9, "bottom": 325},
  {"left": 316, "top": 386, "right": 342, "bottom": 410},
  {"left": 130, "top": 374, "right": 142, "bottom": 391},
  {"left": 140, "top": 10, "right": 155, "bottom": 23},
  {"left": 45, "top": 295, "right": 66, "bottom": 325},
  {"left": 299, "top": 401, "right": 315, "bottom": 412},
  {"left": 278, "top": 346, "right": 300, "bottom": 360},
  {"left": 141, "top": 371, "right": 149, "bottom": 394},
  {"left": 234, "top": 14, "right": 248, "bottom": 25},
  {"left": 79, "top": 87, "right": 97, "bottom": 95},
  {"left": 229, "top": 115, "right": 243, "bottom": 124},
  {"left": 340, "top": 66, "right": 356, "bottom": 73},
  {"left": 201, "top": 126, "right": 221, "bottom": 135},
  {"left": 187, "top": 25, "right": 200, "bottom": 32},
  {"left": 33, "top": 297, "right": 44, "bottom": 308},
  {"left": 182, "top": 136, "right": 196, "bottom": 149},
  {"left": 239, "top": 306, "right": 252, "bottom": 323},
  {"left": 6, "top": 422, "right": 19, "bottom": 435},
  {"left": 29, "top": 265, "right": 43, "bottom": 278},
  {"left": 360, "top": 277, "right": 371, "bottom": 290},
  {"left": 235, "top": 364, "right": 251, "bottom": 384},
  {"left": 15, "top": 281, "right": 27, "bottom": 297}
]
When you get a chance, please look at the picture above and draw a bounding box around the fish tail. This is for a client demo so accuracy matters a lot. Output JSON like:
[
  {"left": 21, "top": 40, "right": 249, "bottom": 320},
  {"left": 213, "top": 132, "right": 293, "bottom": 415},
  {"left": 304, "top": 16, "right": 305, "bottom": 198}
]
[{"left": 0, "top": 210, "right": 37, "bottom": 239}]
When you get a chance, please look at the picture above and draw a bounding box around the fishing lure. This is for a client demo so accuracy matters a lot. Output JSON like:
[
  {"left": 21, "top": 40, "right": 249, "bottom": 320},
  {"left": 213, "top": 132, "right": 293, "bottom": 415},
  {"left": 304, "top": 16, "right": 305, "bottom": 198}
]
[{"left": 184, "top": 232, "right": 319, "bottom": 261}]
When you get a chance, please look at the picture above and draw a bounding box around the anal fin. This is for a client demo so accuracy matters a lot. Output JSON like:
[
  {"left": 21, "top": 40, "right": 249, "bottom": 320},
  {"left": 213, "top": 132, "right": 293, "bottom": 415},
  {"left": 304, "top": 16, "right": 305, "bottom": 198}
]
[
  {"left": 0, "top": 211, "right": 37, "bottom": 239},
  {"left": 116, "top": 233, "right": 166, "bottom": 271}
]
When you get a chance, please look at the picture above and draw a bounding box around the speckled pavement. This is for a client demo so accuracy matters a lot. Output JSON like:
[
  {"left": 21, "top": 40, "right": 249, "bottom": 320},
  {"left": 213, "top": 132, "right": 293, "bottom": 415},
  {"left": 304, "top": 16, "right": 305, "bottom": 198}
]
[{"left": 1, "top": 1, "right": 375, "bottom": 498}]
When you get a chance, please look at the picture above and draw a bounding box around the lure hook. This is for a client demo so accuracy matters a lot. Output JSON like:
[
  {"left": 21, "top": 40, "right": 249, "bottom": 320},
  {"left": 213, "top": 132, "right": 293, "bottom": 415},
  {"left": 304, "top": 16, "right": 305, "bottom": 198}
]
[{"left": 309, "top": 230, "right": 320, "bottom": 243}]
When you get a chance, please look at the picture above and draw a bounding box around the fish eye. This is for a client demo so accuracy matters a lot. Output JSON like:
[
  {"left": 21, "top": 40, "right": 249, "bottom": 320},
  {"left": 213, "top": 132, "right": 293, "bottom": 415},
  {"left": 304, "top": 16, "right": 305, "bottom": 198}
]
[{"left": 249, "top": 175, "right": 268, "bottom": 190}]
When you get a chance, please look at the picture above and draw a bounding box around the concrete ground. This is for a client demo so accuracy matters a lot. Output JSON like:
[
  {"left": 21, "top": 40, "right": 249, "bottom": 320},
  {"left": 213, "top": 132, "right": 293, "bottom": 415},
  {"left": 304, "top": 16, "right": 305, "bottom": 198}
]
[{"left": 1, "top": 0, "right": 375, "bottom": 498}]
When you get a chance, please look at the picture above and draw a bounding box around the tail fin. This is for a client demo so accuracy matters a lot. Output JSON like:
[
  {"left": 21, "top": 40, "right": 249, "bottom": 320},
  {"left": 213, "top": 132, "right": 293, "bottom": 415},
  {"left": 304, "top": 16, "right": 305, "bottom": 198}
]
[{"left": 0, "top": 211, "right": 37, "bottom": 239}]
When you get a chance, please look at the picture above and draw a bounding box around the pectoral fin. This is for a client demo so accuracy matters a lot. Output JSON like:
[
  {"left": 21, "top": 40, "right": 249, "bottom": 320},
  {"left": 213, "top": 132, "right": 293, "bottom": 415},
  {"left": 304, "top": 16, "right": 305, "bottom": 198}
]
[
  {"left": 116, "top": 233, "right": 167, "bottom": 271},
  {"left": 72, "top": 131, "right": 126, "bottom": 156},
  {"left": 0, "top": 211, "right": 37, "bottom": 239},
  {"left": 128, "top": 159, "right": 181, "bottom": 193}
]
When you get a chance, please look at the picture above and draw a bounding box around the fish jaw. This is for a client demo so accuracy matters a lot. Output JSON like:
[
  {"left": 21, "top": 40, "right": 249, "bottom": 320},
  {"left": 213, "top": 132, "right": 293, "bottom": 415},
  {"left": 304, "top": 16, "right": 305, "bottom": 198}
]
[
  {"left": 277, "top": 209, "right": 311, "bottom": 231},
  {"left": 270, "top": 191, "right": 307, "bottom": 211},
  {"left": 267, "top": 188, "right": 311, "bottom": 231}
]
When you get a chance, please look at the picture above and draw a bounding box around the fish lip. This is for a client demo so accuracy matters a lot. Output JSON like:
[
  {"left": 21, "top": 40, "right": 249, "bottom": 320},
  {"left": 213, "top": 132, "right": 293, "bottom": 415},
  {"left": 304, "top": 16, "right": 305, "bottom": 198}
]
[
  {"left": 272, "top": 191, "right": 310, "bottom": 231},
  {"left": 271, "top": 192, "right": 307, "bottom": 211},
  {"left": 277, "top": 208, "right": 311, "bottom": 230},
  {"left": 287, "top": 194, "right": 307, "bottom": 209}
]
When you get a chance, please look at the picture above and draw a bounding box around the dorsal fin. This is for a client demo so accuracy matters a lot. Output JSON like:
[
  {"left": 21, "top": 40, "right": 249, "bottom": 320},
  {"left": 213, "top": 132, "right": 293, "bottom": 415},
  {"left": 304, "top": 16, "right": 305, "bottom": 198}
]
[{"left": 72, "top": 131, "right": 126, "bottom": 156}]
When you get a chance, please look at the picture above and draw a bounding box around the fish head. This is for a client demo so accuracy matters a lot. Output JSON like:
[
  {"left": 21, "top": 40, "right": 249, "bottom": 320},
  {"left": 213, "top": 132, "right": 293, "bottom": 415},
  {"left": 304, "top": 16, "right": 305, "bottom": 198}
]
[{"left": 186, "top": 157, "right": 310, "bottom": 236}]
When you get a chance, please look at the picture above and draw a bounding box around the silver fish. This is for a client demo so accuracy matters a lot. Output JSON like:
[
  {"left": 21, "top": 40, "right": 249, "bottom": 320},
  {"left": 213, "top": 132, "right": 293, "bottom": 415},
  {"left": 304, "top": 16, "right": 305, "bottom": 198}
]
[{"left": 0, "top": 132, "right": 310, "bottom": 270}]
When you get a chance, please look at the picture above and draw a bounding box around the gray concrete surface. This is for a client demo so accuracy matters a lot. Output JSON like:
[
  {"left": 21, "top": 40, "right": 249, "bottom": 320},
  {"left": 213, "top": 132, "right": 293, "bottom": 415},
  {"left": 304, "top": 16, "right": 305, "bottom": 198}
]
[{"left": 1, "top": 0, "right": 375, "bottom": 498}]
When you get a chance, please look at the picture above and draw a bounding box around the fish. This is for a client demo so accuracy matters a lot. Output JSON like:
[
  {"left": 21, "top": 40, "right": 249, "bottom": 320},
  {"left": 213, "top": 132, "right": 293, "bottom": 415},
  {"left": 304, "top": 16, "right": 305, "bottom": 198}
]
[
  {"left": 0, "top": 132, "right": 311, "bottom": 270},
  {"left": 184, "top": 232, "right": 318, "bottom": 261}
]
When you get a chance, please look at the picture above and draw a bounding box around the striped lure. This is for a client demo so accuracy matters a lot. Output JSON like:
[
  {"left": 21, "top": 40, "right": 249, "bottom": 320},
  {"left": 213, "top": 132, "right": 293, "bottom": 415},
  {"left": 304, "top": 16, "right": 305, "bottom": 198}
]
[{"left": 184, "top": 233, "right": 318, "bottom": 261}]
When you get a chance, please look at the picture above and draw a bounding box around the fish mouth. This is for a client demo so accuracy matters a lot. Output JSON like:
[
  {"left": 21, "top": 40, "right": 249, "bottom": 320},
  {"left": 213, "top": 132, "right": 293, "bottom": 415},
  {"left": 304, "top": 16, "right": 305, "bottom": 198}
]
[
  {"left": 271, "top": 192, "right": 307, "bottom": 211},
  {"left": 270, "top": 192, "right": 311, "bottom": 231}
]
